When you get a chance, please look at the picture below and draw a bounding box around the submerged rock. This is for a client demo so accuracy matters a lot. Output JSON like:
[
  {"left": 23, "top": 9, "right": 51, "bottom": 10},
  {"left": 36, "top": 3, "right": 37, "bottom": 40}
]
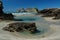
[{"left": 2, "top": 22, "right": 37, "bottom": 34}]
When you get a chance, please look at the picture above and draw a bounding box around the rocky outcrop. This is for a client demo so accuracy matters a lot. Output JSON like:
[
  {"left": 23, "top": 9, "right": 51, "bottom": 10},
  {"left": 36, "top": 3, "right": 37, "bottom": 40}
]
[
  {"left": 0, "top": 13, "right": 14, "bottom": 20},
  {"left": 25, "top": 8, "right": 38, "bottom": 13},
  {"left": 0, "top": 1, "right": 3, "bottom": 16},
  {"left": 39, "top": 8, "right": 57, "bottom": 16},
  {"left": 52, "top": 9, "right": 60, "bottom": 20},
  {"left": 17, "top": 8, "right": 26, "bottom": 12},
  {"left": 2, "top": 22, "right": 38, "bottom": 34},
  {"left": 17, "top": 8, "right": 38, "bottom": 13},
  {"left": 3, "top": 13, "right": 14, "bottom": 20},
  {"left": 38, "top": 8, "right": 60, "bottom": 19},
  {"left": 0, "top": 1, "right": 14, "bottom": 20}
]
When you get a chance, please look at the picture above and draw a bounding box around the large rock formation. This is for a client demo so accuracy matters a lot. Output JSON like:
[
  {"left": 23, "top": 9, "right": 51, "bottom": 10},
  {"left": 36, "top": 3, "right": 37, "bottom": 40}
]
[
  {"left": 38, "top": 8, "right": 60, "bottom": 19},
  {"left": 2, "top": 22, "right": 38, "bottom": 34},
  {"left": 0, "top": 1, "right": 14, "bottom": 20},
  {"left": 39, "top": 8, "right": 57, "bottom": 16},
  {"left": 52, "top": 9, "right": 60, "bottom": 19},
  {"left": 3, "top": 13, "right": 14, "bottom": 20}
]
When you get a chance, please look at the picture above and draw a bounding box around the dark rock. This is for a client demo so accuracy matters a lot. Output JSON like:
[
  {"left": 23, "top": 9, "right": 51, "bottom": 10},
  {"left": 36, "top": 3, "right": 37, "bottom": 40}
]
[
  {"left": 0, "top": 1, "right": 3, "bottom": 16},
  {"left": 0, "top": 13, "right": 14, "bottom": 20},
  {"left": 39, "top": 8, "right": 57, "bottom": 17},
  {"left": 3, "top": 13, "right": 14, "bottom": 20},
  {"left": 0, "top": 1, "right": 14, "bottom": 20},
  {"left": 39, "top": 8, "right": 57, "bottom": 14},
  {"left": 38, "top": 8, "right": 60, "bottom": 19},
  {"left": 2, "top": 22, "right": 37, "bottom": 34},
  {"left": 0, "top": 1, "right": 4, "bottom": 20},
  {"left": 53, "top": 13, "right": 60, "bottom": 20},
  {"left": 53, "top": 9, "right": 60, "bottom": 19}
]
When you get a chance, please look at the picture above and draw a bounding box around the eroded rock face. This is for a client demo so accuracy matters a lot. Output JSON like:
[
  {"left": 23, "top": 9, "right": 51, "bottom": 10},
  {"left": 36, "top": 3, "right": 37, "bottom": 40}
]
[{"left": 2, "top": 22, "right": 37, "bottom": 34}]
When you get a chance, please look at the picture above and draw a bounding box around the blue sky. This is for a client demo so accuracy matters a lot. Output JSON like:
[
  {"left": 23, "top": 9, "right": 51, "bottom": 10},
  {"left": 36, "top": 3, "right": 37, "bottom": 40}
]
[{"left": 2, "top": 0, "right": 60, "bottom": 12}]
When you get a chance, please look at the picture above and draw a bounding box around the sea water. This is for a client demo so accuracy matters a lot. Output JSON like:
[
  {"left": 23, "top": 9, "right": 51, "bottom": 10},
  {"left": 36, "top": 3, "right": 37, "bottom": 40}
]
[
  {"left": 12, "top": 12, "right": 39, "bottom": 21},
  {"left": 11, "top": 13, "right": 52, "bottom": 38}
]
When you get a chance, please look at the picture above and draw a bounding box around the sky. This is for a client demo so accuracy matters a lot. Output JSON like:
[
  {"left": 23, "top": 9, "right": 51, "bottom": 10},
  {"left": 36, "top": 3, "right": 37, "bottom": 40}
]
[{"left": 2, "top": 0, "right": 60, "bottom": 13}]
